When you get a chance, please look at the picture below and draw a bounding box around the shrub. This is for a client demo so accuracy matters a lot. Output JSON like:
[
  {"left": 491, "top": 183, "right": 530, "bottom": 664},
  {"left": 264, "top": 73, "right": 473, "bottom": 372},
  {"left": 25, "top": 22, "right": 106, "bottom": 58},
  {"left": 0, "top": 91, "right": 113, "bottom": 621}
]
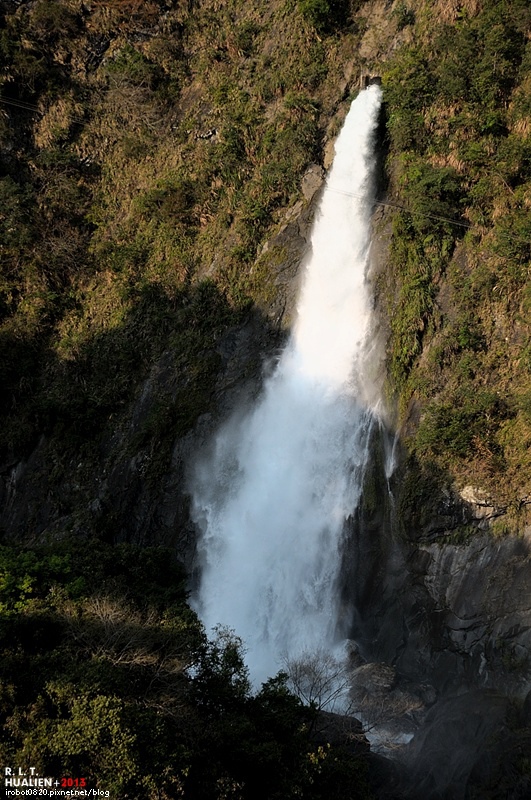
[
  {"left": 297, "top": 0, "right": 349, "bottom": 34},
  {"left": 416, "top": 389, "right": 510, "bottom": 460},
  {"left": 29, "top": 0, "right": 79, "bottom": 42},
  {"left": 393, "top": 2, "right": 415, "bottom": 30}
]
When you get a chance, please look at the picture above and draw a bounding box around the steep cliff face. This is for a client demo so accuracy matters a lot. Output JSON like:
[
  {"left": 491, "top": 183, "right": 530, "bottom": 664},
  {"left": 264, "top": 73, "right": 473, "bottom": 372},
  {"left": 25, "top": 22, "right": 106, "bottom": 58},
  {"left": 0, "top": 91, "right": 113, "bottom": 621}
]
[
  {"left": 354, "top": 5, "right": 530, "bottom": 786},
  {"left": 0, "top": 0, "right": 342, "bottom": 543},
  {"left": 342, "top": 427, "right": 531, "bottom": 795},
  {"left": 0, "top": 174, "right": 324, "bottom": 546},
  {"left": 354, "top": 453, "right": 531, "bottom": 697}
]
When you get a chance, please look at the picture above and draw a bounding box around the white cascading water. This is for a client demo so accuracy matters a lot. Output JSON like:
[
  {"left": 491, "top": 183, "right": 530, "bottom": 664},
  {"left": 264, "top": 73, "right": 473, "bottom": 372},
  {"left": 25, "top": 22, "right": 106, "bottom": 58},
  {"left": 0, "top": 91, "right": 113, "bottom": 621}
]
[{"left": 191, "top": 85, "right": 383, "bottom": 686}]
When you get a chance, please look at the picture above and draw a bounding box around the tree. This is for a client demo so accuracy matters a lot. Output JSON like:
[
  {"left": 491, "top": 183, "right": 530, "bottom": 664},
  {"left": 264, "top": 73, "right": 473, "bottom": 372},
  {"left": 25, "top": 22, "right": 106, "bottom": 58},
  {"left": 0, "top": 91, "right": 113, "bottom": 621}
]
[{"left": 283, "top": 648, "right": 351, "bottom": 713}]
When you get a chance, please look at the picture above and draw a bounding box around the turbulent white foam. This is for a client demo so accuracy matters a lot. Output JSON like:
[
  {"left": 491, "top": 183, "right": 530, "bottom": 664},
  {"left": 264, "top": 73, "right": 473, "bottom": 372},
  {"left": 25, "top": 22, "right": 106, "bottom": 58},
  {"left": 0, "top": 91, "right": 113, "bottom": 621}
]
[{"left": 190, "top": 86, "right": 383, "bottom": 685}]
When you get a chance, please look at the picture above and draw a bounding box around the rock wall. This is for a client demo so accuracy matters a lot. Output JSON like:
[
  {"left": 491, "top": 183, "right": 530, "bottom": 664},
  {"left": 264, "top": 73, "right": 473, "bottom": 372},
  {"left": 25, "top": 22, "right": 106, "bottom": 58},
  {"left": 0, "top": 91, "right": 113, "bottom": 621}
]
[{"left": 343, "top": 430, "right": 531, "bottom": 796}]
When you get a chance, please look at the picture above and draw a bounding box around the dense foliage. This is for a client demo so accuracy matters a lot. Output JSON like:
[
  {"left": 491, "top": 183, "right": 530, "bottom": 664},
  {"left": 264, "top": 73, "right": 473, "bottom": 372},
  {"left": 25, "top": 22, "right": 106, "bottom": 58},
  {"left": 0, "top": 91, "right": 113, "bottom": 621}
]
[
  {"left": 0, "top": 0, "right": 358, "bottom": 471},
  {"left": 382, "top": 0, "right": 531, "bottom": 507},
  {"left": 0, "top": 540, "right": 374, "bottom": 799}
]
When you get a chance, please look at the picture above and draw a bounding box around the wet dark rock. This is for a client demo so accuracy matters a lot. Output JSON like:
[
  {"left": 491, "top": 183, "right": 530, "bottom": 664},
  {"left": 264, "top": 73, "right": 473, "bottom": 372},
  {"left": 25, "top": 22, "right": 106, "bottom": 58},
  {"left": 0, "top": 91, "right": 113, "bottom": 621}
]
[
  {"left": 345, "top": 430, "right": 531, "bottom": 797},
  {"left": 401, "top": 691, "right": 512, "bottom": 800},
  {"left": 312, "top": 709, "right": 369, "bottom": 753}
]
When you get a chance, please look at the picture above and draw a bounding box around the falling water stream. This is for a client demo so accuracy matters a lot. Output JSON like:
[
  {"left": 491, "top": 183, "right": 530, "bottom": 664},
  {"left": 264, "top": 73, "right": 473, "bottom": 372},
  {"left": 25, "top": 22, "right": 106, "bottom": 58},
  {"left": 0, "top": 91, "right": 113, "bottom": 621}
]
[{"left": 191, "top": 85, "right": 383, "bottom": 685}]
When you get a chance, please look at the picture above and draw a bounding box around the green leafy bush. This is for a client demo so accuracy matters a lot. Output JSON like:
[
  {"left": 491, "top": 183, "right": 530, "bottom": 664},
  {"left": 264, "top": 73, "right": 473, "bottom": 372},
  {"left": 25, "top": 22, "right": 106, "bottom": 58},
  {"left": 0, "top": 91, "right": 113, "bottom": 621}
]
[{"left": 393, "top": 2, "right": 415, "bottom": 30}]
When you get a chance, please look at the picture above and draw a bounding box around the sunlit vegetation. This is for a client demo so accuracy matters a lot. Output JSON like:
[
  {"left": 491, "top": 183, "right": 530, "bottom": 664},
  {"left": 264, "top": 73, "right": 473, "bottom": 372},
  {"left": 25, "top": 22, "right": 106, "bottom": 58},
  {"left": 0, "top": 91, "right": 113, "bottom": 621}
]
[
  {"left": 382, "top": 0, "right": 531, "bottom": 503},
  {"left": 0, "top": 0, "right": 363, "bottom": 474}
]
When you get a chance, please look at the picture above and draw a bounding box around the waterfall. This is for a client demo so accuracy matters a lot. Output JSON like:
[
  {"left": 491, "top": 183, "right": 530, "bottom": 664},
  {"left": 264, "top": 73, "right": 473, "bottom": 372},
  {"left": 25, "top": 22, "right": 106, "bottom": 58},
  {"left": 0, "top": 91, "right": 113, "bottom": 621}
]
[{"left": 190, "top": 85, "right": 383, "bottom": 686}]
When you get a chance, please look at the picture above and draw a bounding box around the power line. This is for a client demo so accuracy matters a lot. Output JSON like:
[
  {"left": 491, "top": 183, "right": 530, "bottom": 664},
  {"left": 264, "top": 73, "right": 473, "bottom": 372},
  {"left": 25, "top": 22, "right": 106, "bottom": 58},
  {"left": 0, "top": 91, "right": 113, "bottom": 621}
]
[
  {"left": 0, "top": 95, "right": 477, "bottom": 232},
  {"left": 327, "top": 184, "right": 473, "bottom": 230},
  {"left": 0, "top": 94, "right": 87, "bottom": 126},
  {"left": 376, "top": 197, "right": 472, "bottom": 229},
  {"left": 0, "top": 94, "right": 43, "bottom": 114}
]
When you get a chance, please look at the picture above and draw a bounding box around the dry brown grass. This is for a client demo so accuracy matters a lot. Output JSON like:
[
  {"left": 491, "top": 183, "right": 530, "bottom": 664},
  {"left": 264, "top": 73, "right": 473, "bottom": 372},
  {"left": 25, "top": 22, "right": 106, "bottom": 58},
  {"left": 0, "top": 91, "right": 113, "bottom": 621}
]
[
  {"left": 88, "top": 0, "right": 160, "bottom": 32},
  {"left": 429, "top": 152, "right": 466, "bottom": 174},
  {"left": 428, "top": 0, "right": 481, "bottom": 23},
  {"left": 34, "top": 94, "right": 84, "bottom": 148},
  {"left": 512, "top": 118, "right": 531, "bottom": 139}
]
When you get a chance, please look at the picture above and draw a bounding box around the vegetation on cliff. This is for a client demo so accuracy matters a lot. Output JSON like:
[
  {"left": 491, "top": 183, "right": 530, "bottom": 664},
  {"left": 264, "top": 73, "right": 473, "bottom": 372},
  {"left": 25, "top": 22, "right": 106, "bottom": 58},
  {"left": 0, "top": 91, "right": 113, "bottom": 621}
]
[
  {"left": 1, "top": 0, "right": 530, "bottom": 794},
  {"left": 0, "top": 0, "right": 363, "bottom": 477},
  {"left": 381, "top": 0, "right": 530, "bottom": 513},
  {"left": 0, "top": 0, "right": 375, "bottom": 795}
]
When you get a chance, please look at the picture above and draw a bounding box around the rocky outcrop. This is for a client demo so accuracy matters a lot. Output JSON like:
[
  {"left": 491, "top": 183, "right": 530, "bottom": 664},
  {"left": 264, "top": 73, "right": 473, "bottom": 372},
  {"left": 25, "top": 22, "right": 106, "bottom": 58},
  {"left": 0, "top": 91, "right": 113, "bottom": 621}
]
[
  {"left": 344, "top": 430, "right": 531, "bottom": 795},
  {"left": 0, "top": 311, "right": 274, "bottom": 547}
]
